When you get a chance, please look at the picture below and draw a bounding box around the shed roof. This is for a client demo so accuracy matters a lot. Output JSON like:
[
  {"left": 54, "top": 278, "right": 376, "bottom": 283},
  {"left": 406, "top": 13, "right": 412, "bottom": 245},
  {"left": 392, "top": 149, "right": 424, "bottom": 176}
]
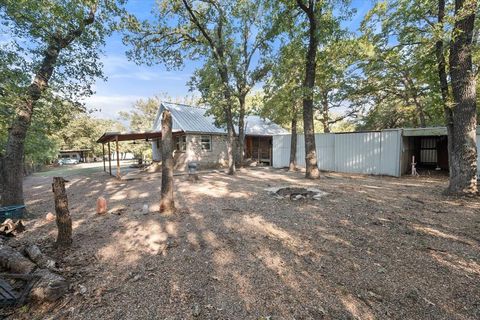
[
  {"left": 153, "top": 102, "right": 288, "bottom": 136},
  {"left": 403, "top": 126, "right": 480, "bottom": 136}
]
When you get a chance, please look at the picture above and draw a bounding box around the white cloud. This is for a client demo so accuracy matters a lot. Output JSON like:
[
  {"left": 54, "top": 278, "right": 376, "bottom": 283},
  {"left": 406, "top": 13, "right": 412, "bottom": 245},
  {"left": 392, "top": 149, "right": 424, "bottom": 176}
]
[
  {"left": 85, "top": 94, "right": 145, "bottom": 119},
  {"left": 110, "top": 71, "right": 185, "bottom": 81},
  {"left": 102, "top": 54, "right": 188, "bottom": 81}
]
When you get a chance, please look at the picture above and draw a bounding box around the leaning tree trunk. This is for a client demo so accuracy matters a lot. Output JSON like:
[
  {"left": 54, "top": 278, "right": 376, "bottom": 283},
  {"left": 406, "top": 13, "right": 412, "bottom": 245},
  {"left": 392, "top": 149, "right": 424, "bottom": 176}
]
[
  {"left": 160, "top": 110, "right": 175, "bottom": 214},
  {"left": 52, "top": 177, "right": 72, "bottom": 248},
  {"left": 299, "top": 2, "right": 320, "bottom": 179},
  {"left": 1, "top": 44, "right": 61, "bottom": 206},
  {"left": 1, "top": 12, "right": 95, "bottom": 206},
  {"left": 289, "top": 115, "right": 298, "bottom": 171},
  {"left": 447, "top": 0, "right": 478, "bottom": 195},
  {"left": 436, "top": 0, "right": 454, "bottom": 174}
]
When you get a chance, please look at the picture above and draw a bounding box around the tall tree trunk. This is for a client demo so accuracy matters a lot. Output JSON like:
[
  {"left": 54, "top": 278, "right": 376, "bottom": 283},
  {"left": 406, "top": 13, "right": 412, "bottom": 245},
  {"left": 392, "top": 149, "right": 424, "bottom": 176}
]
[
  {"left": 289, "top": 115, "right": 297, "bottom": 171},
  {"left": 52, "top": 177, "right": 72, "bottom": 248},
  {"left": 219, "top": 74, "right": 236, "bottom": 175},
  {"left": 436, "top": 0, "right": 454, "bottom": 174},
  {"left": 160, "top": 110, "right": 175, "bottom": 214},
  {"left": 321, "top": 91, "right": 330, "bottom": 133},
  {"left": 1, "top": 43, "right": 61, "bottom": 206},
  {"left": 297, "top": 1, "right": 320, "bottom": 179},
  {"left": 225, "top": 109, "right": 236, "bottom": 175},
  {"left": 1, "top": 12, "right": 95, "bottom": 206},
  {"left": 448, "top": 0, "right": 478, "bottom": 194},
  {"left": 237, "top": 94, "right": 246, "bottom": 167}
]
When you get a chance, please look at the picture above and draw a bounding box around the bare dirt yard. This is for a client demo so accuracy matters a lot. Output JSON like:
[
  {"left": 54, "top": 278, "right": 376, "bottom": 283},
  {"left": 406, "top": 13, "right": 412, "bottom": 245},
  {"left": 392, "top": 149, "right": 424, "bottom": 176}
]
[{"left": 3, "top": 168, "right": 480, "bottom": 319}]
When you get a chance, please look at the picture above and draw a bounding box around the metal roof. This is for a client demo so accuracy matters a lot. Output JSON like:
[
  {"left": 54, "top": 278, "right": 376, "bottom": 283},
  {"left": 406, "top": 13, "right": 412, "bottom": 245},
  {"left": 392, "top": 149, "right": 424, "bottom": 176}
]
[
  {"left": 96, "top": 131, "right": 163, "bottom": 143},
  {"left": 153, "top": 102, "right": 288, "bottom": 136},
  {"left": 402, "top": 126, "right": 480, "bottom": 137},
  {"left": 59, "top": 149, "right": 91, "bottom": 152}
]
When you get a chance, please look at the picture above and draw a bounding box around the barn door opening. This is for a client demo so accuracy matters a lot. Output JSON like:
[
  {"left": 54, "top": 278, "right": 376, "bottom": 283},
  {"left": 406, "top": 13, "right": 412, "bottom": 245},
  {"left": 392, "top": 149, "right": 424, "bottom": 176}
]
[
  {"left": 403, "top": 136, "right": 449, "bottom": 175},
  {"left": 244, "top": 136, "right": 272, "bottom": 166}
]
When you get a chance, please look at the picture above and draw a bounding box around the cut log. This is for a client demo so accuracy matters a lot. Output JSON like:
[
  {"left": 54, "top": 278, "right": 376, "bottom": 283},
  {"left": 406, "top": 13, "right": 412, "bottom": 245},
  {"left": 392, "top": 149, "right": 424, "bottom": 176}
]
[
  {"left": 0, "top": 244, "right": 35, "bottom": 274},
  {"left": 30, "top": 268, "right": 68, "bottom": 302},
  {"left": 0, "top": 244, "right": 68, "bottom": 302},
  {"left": 24, "top": 245, "right": 56, "bottom": 270}
]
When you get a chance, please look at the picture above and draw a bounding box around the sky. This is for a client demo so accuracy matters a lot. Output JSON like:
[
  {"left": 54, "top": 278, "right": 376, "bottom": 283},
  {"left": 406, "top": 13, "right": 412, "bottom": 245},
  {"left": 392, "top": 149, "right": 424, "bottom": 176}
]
[{"left": 86, "top": 0, "right": 374, "bottom": 122}]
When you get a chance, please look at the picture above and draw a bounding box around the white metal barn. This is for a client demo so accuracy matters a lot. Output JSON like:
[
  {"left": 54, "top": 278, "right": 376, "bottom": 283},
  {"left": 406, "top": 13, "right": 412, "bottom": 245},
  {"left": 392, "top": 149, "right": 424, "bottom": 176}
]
[{"left": 272, "top": 126, "right": 480, "bottom": 177}]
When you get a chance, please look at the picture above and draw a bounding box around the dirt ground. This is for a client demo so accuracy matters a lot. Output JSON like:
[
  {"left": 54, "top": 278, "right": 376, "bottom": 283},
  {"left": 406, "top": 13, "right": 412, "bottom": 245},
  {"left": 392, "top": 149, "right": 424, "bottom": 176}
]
[{"left": 3, "top": 168, "right": 480, "bottom": 319}]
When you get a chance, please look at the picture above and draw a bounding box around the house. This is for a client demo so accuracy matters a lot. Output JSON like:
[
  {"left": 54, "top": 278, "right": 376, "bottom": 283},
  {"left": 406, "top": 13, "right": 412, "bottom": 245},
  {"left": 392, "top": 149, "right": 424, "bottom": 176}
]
[
  {"left": 151, "top": 102, "right": 288, "bottom": 170},
  {"left": 273, "top": 126, "right": 480, "bottom": 177}
]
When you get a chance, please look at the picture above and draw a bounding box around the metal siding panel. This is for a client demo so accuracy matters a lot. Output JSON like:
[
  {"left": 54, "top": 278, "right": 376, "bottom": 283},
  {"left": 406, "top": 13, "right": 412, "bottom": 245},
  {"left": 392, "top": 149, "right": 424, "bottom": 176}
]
[
  {"left": 315, "top": 134, "right": 335, "bottom": 171},
  {"left": 296, "top": 134, "right": 306, "bottom": 167},
  {"left": 272, "top": 135, "right": 291, "bottom": 168},
  {"left": 272, "top": 129, "right": 402, "bottom": 177},
  {"left": 380, "top": 130, "right": 401, "bottom": 176},
  {"left": 334, "top": 132, "right": 382, "bottom": 174}
]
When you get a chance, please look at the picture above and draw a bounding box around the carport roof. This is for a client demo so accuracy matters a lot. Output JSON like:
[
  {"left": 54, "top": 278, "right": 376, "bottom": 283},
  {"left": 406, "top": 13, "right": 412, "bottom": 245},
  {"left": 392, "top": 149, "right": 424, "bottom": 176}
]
[{"left": 96, "top": 131, "right": 163, "bottom": 143}]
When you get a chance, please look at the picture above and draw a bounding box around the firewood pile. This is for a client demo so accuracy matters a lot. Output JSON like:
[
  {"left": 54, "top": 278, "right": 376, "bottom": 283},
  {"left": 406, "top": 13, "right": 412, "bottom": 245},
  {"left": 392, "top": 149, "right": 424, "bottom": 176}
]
[
  {"left": 0, "top": 240, "right": 68, "bottom": 306},
  {"left": 0, "top": 219, "right": 25, "bottom": 237}
]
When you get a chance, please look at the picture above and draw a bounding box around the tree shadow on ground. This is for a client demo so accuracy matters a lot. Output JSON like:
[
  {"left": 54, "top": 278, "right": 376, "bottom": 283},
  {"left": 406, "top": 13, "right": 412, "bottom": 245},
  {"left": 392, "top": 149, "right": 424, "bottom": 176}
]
[{"left": 10, "top": 168, "right": 480, "bottom": 319}]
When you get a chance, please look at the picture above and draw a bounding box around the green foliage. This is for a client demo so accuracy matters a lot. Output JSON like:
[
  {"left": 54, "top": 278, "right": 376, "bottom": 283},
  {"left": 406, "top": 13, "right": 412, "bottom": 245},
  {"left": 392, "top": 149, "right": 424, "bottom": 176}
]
[
  {"left": 0, "top": 0, "right": 126, "bottom": 166},
  {"left": 118, "top": 97, "right": 161, "bottom": 159},
  {"left": 355, "top": 0, "right": 478, "bottom": 129},
  {"left": 262, "top": 1, "right": 360, "bottom": 133},
  {"left": 119, "top": 97, "right": 160, "bottom": 132},
  {"left": 0, "top": 0, "right": 126, "bottom": 101},
  {"left": 0, "top": 97, "right": 84, "bottom": 163},
  {"left": 124, "top": 0, "right": 279, "bottom": 132},
  {"left": 56, "top": 113, "right": 124, "bottom": 156},
  {"left": 261, "top": 42, "right": 303, "bottom": 128}
]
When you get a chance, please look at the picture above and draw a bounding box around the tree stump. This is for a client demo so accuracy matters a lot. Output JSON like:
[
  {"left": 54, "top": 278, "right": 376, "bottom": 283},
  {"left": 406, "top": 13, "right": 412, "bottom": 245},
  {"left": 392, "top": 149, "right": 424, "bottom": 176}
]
[{"left": 52, "top": 177, "right": 72, "bottom": 247}]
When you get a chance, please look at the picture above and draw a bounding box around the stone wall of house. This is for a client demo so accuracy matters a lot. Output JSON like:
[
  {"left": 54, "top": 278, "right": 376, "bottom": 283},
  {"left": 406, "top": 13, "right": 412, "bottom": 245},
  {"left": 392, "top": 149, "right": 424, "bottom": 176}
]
[
  {"left": 151, "top": 134, "right": 228, "bottom": 171},
  {"left": 174, "top": 134, "right": 228, "bottom": 171}
]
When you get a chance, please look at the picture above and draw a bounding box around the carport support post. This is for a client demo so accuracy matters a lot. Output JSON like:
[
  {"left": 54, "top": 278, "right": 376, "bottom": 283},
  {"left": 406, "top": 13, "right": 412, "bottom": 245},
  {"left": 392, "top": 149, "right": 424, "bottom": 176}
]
[
  {"left": 108, "top": 142, "right": 112, "bottom": 176},
  {"left": 115, "top": 136, "right": 120, "bottom": 179},
  {"left": 102, "top": 143, "right": 106, "bottom": 172}
]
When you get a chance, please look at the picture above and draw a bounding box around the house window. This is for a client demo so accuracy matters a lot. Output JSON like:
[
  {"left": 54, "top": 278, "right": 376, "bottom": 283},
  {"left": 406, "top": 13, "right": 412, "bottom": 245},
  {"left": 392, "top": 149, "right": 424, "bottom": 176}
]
[
  {"left": 175, "top": 135, "right": 186, "bottom": 151},
  {"left": 200, "top": 135, "right": 212, "bottom": 151}
]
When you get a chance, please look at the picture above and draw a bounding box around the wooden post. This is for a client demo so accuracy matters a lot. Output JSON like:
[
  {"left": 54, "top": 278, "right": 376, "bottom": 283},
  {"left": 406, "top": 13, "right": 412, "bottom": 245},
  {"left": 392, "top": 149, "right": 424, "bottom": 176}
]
[
  {"left": 115, "top": 136, "right": 120, "bottom": 179},
  {"left": 52, "top": 177, "right": 72, "bottom": 248},
  {"left": 160, "top": 110, "right": 175, "bottom": 214},
  {"left": 102, "top": 143, "right": 106, "bottom": 172},
  {"left": 108, "top": 142, "right": 111, "bottom": 176}
]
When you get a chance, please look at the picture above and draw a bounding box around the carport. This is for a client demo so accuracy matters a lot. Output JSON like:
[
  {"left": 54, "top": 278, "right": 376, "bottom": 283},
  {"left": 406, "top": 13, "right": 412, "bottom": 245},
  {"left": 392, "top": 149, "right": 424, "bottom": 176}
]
[{"left": 96, "top": 131, "right": 163, "bottom": 178}]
